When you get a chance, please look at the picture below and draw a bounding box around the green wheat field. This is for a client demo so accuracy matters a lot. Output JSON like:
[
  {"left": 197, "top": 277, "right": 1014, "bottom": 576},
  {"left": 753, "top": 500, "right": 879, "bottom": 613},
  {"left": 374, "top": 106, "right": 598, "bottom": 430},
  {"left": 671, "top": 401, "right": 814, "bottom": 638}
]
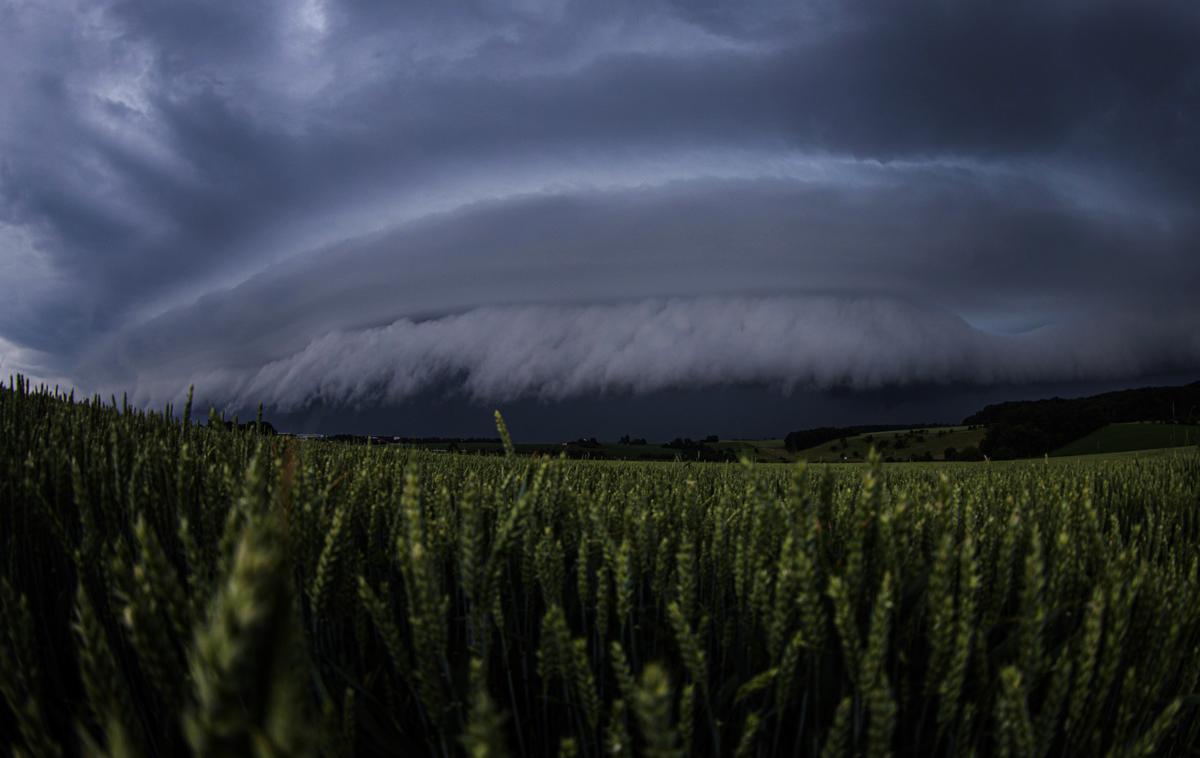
[{"left": 3, "top": 376, "right": 1200, "bottom": 757}]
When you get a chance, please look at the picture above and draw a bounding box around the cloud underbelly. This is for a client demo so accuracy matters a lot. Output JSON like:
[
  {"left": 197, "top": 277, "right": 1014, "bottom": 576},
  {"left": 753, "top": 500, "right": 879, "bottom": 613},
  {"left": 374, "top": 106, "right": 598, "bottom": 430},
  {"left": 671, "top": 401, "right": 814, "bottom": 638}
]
[{"left": 116, "top": 296, "right": 1200, "bottom": 411}]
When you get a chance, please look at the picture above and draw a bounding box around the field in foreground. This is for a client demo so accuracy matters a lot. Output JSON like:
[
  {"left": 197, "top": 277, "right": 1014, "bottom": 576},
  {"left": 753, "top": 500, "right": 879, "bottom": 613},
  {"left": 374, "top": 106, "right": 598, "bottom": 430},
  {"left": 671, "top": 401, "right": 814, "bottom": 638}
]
[{"left": 3, "top": 380, "right": 1200, "bottom": 756}]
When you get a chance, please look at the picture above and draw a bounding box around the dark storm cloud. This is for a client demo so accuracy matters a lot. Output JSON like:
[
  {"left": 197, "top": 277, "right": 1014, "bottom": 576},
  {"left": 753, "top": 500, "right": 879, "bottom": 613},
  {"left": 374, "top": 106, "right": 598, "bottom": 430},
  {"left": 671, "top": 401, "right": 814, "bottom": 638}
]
[
  {"left": 1, "top": 0, "right": 1198, "bottom": 408},
  {"left": 117, "top": 296, "right": 1200, "bottom": 414},
  {"left": 77, "top": 171, "right": 1200, "bottom": 389}
]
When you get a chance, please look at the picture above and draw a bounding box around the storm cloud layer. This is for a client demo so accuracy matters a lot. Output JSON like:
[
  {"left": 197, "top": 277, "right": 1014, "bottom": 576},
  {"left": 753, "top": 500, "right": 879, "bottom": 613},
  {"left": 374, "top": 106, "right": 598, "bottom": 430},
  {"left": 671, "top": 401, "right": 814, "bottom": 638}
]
[
  {"left": 2, "top": 1, "right": 1199, "bottom": 419},
  {"left": 118, "top": 297, "right": 1200, "bottom": 413}
]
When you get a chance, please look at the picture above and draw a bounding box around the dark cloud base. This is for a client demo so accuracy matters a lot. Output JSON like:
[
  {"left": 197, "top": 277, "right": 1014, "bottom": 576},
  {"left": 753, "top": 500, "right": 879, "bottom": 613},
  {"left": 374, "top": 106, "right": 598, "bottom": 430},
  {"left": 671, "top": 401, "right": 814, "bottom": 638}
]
[{"left": 258, "top": 373, "right": 1200, "bottom": 441}]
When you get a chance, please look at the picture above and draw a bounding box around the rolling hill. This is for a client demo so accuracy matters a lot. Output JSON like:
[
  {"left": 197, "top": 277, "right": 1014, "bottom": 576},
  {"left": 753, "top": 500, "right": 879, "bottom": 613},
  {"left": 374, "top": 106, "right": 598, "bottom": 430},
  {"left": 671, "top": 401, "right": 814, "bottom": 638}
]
[{"left": 1052, "top": 422, "right": 1200, "bottom": 457}]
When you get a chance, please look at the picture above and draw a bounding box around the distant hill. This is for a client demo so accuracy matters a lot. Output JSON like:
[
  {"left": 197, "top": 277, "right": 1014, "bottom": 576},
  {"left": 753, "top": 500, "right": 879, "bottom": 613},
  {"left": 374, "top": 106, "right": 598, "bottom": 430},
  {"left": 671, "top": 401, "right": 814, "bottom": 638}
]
[
  {"left": 1052, "top": 422, "right": 1200, "bottom": 457},
  {"left": 965, "top": 382, "right": 1200, "bottom": 459},
  {"left": 783, "top": 424, "right": 945, "bottom": 452},
  {"left": 793, "top": 425, "right": 987, "bottom": 462}
]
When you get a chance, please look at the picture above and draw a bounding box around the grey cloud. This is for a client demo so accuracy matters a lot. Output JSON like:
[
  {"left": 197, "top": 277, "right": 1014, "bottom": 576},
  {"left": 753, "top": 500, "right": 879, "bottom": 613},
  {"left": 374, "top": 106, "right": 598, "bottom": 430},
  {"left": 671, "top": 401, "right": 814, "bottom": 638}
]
[
  {"left": 75, "top": 169, "right": 1198, "bottom": 389},
  {"left": 112, "top": 295, "right": 1200, "bottom": 412},
  {"left": 1, "top": 0, "right": 1198, "bottom": 411}
]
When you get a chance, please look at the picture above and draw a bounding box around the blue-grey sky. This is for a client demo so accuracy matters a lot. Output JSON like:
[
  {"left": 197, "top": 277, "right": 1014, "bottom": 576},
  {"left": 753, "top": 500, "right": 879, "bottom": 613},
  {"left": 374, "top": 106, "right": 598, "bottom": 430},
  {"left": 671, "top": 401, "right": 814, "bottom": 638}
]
[{"left": 2, "top": 1, "right": 1198, "bottom": 435}]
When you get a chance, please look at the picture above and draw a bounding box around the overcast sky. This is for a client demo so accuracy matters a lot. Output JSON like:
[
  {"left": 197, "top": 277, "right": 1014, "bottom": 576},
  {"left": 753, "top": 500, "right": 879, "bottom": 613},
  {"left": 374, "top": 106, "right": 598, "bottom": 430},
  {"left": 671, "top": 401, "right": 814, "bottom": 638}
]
[{"left": 2, "top": 1, "right": 1198, "bottom": 436}]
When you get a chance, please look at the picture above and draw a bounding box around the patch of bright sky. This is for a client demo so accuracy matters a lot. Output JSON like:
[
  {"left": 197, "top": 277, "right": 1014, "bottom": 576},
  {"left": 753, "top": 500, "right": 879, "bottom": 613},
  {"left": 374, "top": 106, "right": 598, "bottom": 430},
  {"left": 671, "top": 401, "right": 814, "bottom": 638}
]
[
  {"left": 0, "top": 335, "right": 76, "bottom": 392},
  {"left": 298, "top": 0, "right": 327, "bottom": 34}
]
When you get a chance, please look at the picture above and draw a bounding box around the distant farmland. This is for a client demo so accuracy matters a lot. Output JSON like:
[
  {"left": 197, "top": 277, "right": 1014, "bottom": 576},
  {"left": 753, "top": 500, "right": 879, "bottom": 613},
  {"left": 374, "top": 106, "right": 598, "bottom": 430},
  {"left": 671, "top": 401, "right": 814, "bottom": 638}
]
[
  {"left": 792, "top": 425, "right": 988, "bottom": 462},
  {"left": 1052, "top": 422, "right": 1200, "bottom": 457}
]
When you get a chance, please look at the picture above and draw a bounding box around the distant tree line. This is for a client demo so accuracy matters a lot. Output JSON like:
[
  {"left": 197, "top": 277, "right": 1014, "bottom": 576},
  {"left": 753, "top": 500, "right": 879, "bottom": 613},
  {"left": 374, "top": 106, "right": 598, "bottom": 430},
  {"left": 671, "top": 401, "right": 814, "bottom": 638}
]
[
  {"left": 311, "top": 435, "right": 504, "bottom": 446},
  {"left": 218, "top": 419, "right": 277, "bottom": 435},
  {"left": 396, "top": 436, "right": 502, "bottom": 444}
]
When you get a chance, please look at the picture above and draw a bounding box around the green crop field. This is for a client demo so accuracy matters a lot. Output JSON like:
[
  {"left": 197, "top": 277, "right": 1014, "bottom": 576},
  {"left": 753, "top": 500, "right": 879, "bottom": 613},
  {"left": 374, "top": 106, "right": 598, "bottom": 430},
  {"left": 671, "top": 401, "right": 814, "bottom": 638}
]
[
  {"left": 1053, "top": 422, "right": 1200, "bottom": 458},
  {"left": 3, "top": 377, "right": 1200, "bottom": 757}
]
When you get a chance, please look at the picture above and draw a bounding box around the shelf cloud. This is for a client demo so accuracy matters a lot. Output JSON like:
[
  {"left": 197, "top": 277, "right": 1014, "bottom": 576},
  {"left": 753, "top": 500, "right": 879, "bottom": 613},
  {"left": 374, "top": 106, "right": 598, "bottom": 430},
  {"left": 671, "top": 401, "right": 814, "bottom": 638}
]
[
  {"left": 103, "top": 295, "right": 1200, "bottom": 413},
  {"left": 2, "top": 1, "right": 1198, "bottom": 423}
]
